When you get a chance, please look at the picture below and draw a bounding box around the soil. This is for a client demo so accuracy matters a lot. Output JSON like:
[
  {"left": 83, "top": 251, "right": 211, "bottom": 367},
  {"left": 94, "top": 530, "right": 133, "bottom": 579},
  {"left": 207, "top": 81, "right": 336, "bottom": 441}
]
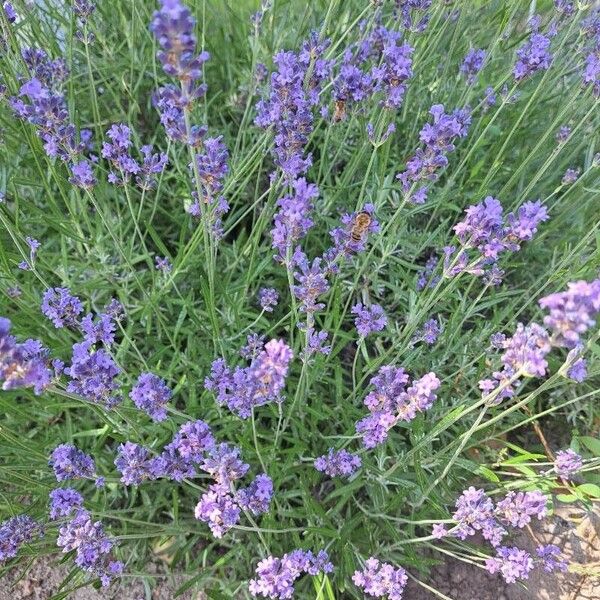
[{"left": 1, "top": 504, "right": 598, "bottom": 599}]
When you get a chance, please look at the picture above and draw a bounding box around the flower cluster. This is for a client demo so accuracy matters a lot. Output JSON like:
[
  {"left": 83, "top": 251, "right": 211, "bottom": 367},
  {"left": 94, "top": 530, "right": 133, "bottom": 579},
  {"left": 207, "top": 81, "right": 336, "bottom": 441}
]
[
  {"left": 42, "top": 287, "right": 83, "bottom": 328},
  {"left": 255, "top": 33, "right": 331, "bottom": 179},
  {"left": 258, "top": 288, "right": 279, "bottom": 312},
  {"left": 57, "top": 508, "right": 123, "bottom": 586},
  {"left": 352, "top": 557, "right": 408, "bottom": 600},
  {"left": 129, "top": 372, "right": 172, "bottom": 422},
  {"left": 271, "top": 178, "right": 318, "bottom": 264},
  {"left": 150, "top": 0, "right": 210, "bottom": 145},
  {"left": 444, "top": 197, "right": 549, "bottom": 282},
  {"left": 49, "top": 444, "right": 97, "bottom": 483},
  {"left": 356, "top": 366, "right": 440, "bottom": 448},
  {"left": 460, "top": 48, "right": 486, "bottom": 83},
  {"left": 314, "top": 448, "right": 361, "bottom": 478},
  {"left": 395, "top": 0, "right": 432, "bottom": 33},
  {"left": 553, "top": 448, "right": 583, "bottom": 479},
  {"left": 514, "top": 33, "right": 552, "bottom": 80},
  {"left": 416, "top": 255, "right": 440, "bottom": 290},
  {"left": 0, "top": 317, "right": 52, "bottom": 394},
  {"left": 205, "top": 338, "right": 293, "bottom": 418},
  {"left": 249, "top": 549, "right": 333, "bottom": 599},
  {"left": 371, "top": 32, "right": 413, "bottom": 109},
  {"left": 49, "top": 488, "right": 84, "bottom": 519},
  {"left": 352, "top": 303, "right": 387, "bottom": 338},
  {"left": 486, "top": 546, "right": 534, "bottom": 583},
  {"left": 396, "top": 104, "right": 471, "bottom": 204},
  {"left": 101, "top": 123, "right": 167, "bottom": 189},
  {"left": 0, "top": 515, "right": 43, "bottom": 562},
  {"left": 539, "top": 278, "right": 600, "bottom": 348},
  {"left": 411, "top": 317, "right": 442, "bottom": 346},
  {"left": 536, "top": 544, "right": 568, "bottom": 572},
  {"left": 114, "top": 442, "right": 155, "bottom": 486}
]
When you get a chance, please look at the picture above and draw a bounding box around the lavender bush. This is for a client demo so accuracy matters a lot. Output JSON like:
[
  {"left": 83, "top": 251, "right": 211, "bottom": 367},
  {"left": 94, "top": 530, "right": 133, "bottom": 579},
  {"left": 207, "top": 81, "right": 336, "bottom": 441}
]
[{"left": 0, "top": 0, "right": 599, "bottom": 598}]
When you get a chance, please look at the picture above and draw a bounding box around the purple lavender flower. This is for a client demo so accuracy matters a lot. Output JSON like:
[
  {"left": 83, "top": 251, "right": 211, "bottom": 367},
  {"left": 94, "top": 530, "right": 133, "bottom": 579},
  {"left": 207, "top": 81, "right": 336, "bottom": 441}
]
[
  {"left": 356, "top": 367, "right": 440, "bottom": 448},
  {"left": 567, "top": 356, "right": 587, "bottom": 382},
  {"left": 206, "top": 339, "right": 292, "bottom": 418},
  {"left": 352, "top": 557, "right": 408, "bottom": 600},
  {"left": 513, "top": 33, "right": 552, "bottom": 81},
  {"left": 169, "top": 419, "right": 215, "bottom": 463},
  {"left": 149, "top": 445, "right": 196, "bottom": 482},
  {"left": 249, "top": 549, "right": 333, "bottom": 599},
  {"left": 271, "top": 178, "right": 318, "bottom": 264},
  {"left": 80, "top": 312, "right": 116, "bottom": 346},
  {"left": 416, "top": 255, "right": 439, "bottom": 290},
  {"left": 114, "top": 442, "right": 155, "bottom": 485},
  {"left": 129, "top": 372, "right": 171, "bottom": 422},
  {"left": 536, "top": 544, "right": 568, "bottom": 572},
  {"left": 583, "top": 52, "right": 600, "bottom": 97},
  {"left": 460, "top": 48, "right": 486, "bottom": 83},
  {"left": 259, "top": 288, "right": 279, "bottom": 312},
  {"left": 49, "top": 444, "right": 96, "bottom": 482},
  {"left": 556, "top": 126, "right": 571, "bottom": 143},
  {"left": 452, "top": 487, "right": 507, "bottom": 547},
  {"left": 0, "top": 317, "right": 52, "bottom": 394},
  {"left": 411, "top": 317, "right": 442, "bottom": 345},
  {"left": 69, "top": 160, "right": 96, "bottom": 189},
  {"left": 49, "top": 488, "right": 84, "bottom": 519},
  {"left": 0, "top": 515, "right": 43, "bottom": 562},
  {"left": 371, "top": 32, "right": 413, "bottom": 109},
  {"left": 561, "top": 167, "right": 580, "bottom": 185},
  {"left": 57, "top": 508, "right": 123, "bottom": 586},
  {"left": 236, "top": 473, "right": 274, "bottom": 515},
  {"left": 495, "top": 491, "right": 547, "bottom": 528},
  {"left": 194, "top": 484, "right": 240, "bottom": 538},
  {"left": 352, "top": 303, "right": 387, "bottom": 338},
  {"left": 539, "top": 278, "right": 600, "bottom": 348},
  {"left": 201, "top": 443, "right": 249, "bottom": 485},
  {"left": 3, "top": 2, "right": 17, "bottom": 23},
  {"left": 485, "top": 546, "right": 534, "bottom": 583},
  {"left": 395, "top": 0, "right": 432, "bottom": 33},
  {"left": 65, "top": 340, "right": 121, "bottom": 408},
  {"left": 396, "top": 104, "right": 471, "bottom": 203},
  {"left": 431, "top": 523, "right": 448, "bottom": 539},
  {"left": 554, "top": 448, "right": 583, "bottom": 479},
  {"left": 314, "top": 448, "right": 361, "bottom": 478},
  {"left": 41, "top": 287, "right": 83, "bottom": 328},
  {"left": 155, "top": 255, "right": 172, "bottom": 273}
]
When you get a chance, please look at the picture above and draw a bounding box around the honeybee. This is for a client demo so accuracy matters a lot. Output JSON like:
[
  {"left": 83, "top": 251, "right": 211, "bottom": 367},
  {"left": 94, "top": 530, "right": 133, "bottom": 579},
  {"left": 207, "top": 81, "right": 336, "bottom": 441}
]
[
  {"left": 350, "top": 211, "right": 372, "bottom": 243},
  {"left": 333, "top": 100, "right": 346, "bottom": 122}
]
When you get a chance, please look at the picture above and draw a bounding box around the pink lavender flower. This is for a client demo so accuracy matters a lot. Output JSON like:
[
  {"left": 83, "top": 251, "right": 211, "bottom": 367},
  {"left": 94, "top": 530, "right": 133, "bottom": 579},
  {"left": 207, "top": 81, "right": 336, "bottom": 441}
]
[
  {"left": 129, "top": 372, "right": 171, "bottom": 422},
  {"left": 41, "top": 287, "right": 83, "bottom": 328},
  {"left": 0, "top": 515, "right": 43, "bottom": 562},
  {"left": 356, "top": 367, "right": 440, "bottom": 448},
  {"left": 50, "top": 444, "right": 96, "bottom": 482},
  {"left": 249, "top": 549, "right": 333, "bottom": 599},
  {"left": 206, "top": 339, "right": 293, "bottom": 418},
  {"left": 539, "top": 278, "right": 600, "bottom": 348},
  {"left": 314, "top": 448, "right": 361, "bottom": 478},
  {"left": 495, "top": 491, "right": 547, "bottom": 528},
  {"left": 57, "top": 508, "right": 123, "bottom": 586},
  {"left": 0, "top": 317, "right": 52, "bottom": 394},
  {"left": 49, "top": 488, "right": 84, "bottom": 519},
  {"left": 513, "top": 33, "right": 552, "bottom": 81},
  {"left": 114, "top": 442, "right": 155, "bottom": 486},
  {"left": 352, "top": 557, "right": 408, "bottom": 600},
  {"left": 485, "top": 546, "right": 534, "bottom": 583},
  {"left": 259, "top": 288, "right": 279, "bottom": 312},
  {"left": 352, "top": 303, "right": 387, "bottom": 337},
  {"left": 478, "top": 323, "right": 551, "bottom": 401},
  {"left": 236, "top": 473, "right": 274, "bottom": 515},
  {"left": 554, "top": 448, "right": 583, "bottom": 479},
  {"left": 431, "top": 523, "right": 448, "bottom": 539},
  {"left": 460, "top": 48, "right": 486, "bottom": 83},
  {"left": 536, "top": 544, "right": 568, "bottom": 572},
  {"left": 65, "top": 340, "right": 121, "bottom": 408},
  {"left": 194, "top": 484, "right": 240, "bottom": 538}
]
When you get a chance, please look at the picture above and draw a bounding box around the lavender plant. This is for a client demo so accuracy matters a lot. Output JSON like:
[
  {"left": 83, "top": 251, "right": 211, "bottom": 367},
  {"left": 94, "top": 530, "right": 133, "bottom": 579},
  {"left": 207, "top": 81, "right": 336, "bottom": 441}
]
[{"left": 0, "top": 0, "right": 599, "bottom": 598}]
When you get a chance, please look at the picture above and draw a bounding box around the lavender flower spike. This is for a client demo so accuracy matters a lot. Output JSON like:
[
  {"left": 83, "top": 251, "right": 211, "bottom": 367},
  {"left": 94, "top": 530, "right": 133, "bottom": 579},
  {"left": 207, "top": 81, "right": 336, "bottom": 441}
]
[
  {"left": 352, "top": 557, "right": 408, "bottom": 600},
  {"left": 129, "top": 372, "right": 172, "bottom": 422}
]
